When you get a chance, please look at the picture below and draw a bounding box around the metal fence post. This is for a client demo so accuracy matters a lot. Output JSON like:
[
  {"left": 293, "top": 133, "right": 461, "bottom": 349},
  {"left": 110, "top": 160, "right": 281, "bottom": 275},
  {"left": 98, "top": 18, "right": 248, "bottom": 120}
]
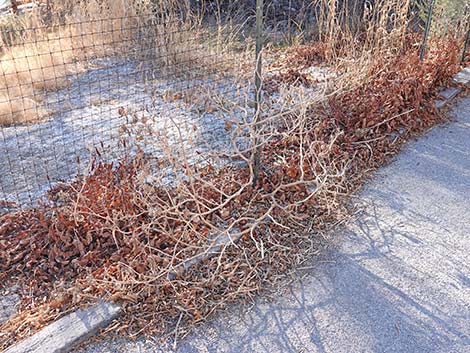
[
  {"left": 253, "top": 0, "right": 264, "bottom": 187},
  {"left": 420, "top": 0, "right": 436, "bottom": 61}
]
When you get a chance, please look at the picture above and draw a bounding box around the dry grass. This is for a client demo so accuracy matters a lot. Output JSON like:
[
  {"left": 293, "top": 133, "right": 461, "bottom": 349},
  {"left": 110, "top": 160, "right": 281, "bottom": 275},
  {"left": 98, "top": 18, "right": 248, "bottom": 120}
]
[
  {"left": 0, "top": 0, "right": 220, "bottom": 126},
  {"left": 0, "top": 37, "right": 75, "bottom": 125},
  {"left": 0, "top": 0, "right": 468, "bottom": 349}
]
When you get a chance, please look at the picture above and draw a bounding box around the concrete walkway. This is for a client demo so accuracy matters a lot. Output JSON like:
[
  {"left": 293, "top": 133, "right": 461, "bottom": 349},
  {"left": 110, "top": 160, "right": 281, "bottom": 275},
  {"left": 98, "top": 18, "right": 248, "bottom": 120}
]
[{"left": 79, "top": 97, "right": 470, "bottom": 353}]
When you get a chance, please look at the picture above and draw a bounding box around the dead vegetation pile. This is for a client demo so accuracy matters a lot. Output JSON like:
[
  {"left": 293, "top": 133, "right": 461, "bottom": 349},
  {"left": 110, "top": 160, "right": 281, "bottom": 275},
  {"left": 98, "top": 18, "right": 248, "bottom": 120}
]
[
  {"left": 266, "top": 43, "right": 328, "bottom": 89},
  {"left": 0, "top": 29, "right": 462, "bottom": 348}
]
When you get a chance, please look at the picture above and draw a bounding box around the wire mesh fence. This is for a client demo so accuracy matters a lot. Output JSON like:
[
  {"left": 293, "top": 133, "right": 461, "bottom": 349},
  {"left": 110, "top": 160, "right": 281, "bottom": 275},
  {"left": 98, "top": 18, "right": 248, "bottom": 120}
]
[
  {"left": 0, "top": 0, "right": 468, "bottom": 211},
  {"left": 0, "top": 4, "right": 257, "bottom": 209}
]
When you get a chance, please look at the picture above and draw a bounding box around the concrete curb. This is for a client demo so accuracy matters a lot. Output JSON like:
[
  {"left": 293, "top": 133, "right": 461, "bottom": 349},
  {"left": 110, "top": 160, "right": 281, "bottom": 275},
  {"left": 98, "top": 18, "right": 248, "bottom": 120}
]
[
  {"left": 436, "top": 87, "right": 462, "bottom": 109},
  {"left": 2, "top": 302, "right": 122, "bottom": 353},
  {"left": 435, "top": 67, "right": 470, "bottom": 109},
  {"left": 453, "top": 67, "right": 470, "bottom": 85}
]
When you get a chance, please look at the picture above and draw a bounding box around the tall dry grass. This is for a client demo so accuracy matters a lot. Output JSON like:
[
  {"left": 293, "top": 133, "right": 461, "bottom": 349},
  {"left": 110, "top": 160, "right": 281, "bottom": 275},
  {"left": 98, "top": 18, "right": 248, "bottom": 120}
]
[
  {"left": 1, "top": 0, "right": 468, "bottom": 126},
  {"left": 311, "top": 0, "right": 468, "bottom": 92},
  {"left": 314, "top": 0, "right": 413, "bottom": 64},
  {"left": 0, "top": 0, "right": 204, "bottom": 126}
]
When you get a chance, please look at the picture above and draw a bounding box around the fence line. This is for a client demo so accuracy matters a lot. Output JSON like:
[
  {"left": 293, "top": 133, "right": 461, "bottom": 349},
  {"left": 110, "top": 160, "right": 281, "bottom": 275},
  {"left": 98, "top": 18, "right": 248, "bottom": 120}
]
[
  {"left": 0, "top": 8, "right": 255, "bottom": 209},
  {"left": 0, "top": 1, "right": 468, "bottom": 211}
]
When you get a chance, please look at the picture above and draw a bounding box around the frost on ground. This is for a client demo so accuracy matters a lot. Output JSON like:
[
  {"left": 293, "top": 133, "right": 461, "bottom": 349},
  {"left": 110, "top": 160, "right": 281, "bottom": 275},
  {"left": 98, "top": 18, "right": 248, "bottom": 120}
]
[
  {"left": 0, "top": 47, "right": 333, "bottom": 209},
  {"left": 0, "top": 56, "right": 254, "bottom": 207}
]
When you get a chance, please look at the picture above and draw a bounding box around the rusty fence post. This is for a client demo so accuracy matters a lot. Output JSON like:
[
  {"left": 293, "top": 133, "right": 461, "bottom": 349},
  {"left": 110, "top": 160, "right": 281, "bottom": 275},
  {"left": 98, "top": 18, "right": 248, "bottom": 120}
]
[
  {"left": 252, "top": 0, "right": 264, "bottom": 187},
  {"left": 420, "top": 0, "right": 436, "bottom": 61}
]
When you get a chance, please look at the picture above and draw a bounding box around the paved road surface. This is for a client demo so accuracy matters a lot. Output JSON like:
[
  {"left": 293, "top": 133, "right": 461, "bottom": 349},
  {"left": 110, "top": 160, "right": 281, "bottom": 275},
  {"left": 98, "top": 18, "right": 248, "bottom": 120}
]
[{"left": 79, "top": 96, "right": 470, "bottom": 353}]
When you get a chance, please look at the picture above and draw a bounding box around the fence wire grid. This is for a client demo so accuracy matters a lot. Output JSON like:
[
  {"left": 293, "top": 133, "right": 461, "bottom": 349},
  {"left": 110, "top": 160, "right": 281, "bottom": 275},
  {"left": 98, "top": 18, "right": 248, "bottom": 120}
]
[
  {"left": 0, "top": 7, "right": 259, "bottom": 209},
  {"left": 0, "top": 0, "right": 468, "bottom": 210}
]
